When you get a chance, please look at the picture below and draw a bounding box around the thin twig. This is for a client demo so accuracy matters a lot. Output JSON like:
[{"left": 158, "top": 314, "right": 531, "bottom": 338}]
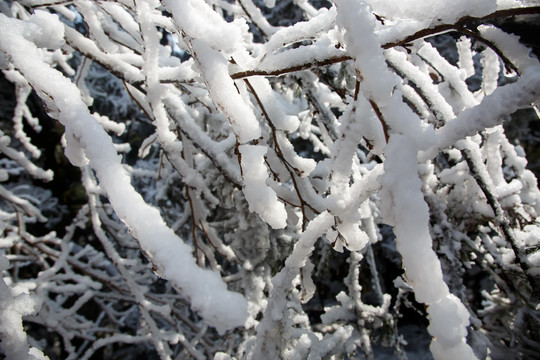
[
  {"left": 244, "top": 78, "right": 313, "bottom": 230},
  {"left": 368, "top": 99, "right": 390, "bottom": 143}
]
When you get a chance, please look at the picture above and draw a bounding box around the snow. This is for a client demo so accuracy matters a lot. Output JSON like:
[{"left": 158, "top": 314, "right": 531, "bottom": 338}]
[
  {"left": 0, "top": 130, "right": 53, "bottom": 182},
  {"left": 262, "top": 7, "right": 336, "bottom": 55},
  {"left": 457, "top": 37, "right": 475, "bottom": 79},
  {"left": 336, "top": 1, "right": 436, "bottom": 149},
  {"left": 418, "top": 42, "right": 478, "bottom": 111},
  {"left": 381, "top": 135, "right": 477, "bottom": 360},
  {"left": 380, "top": 136, "right": 449, "bottom": 302},
  {"left": 76, "top": 1, "right": 119, "bottom": 54},
  {"left": 0, "top": 255, "right": 46, "bottom": 360},
  {"left": 238, "top": 0, "right": 277, "bottom": 36},
  {"left": 239, "top": 144, "right": 287, "bottom": 229},
  {"left": 237, "top": 33, "right": 346, "bottom": 78},
  {"left": 479, "top": 24, "right": 539, "bottom": 72},
  {"left": 62, "top": 130, "right": 89, "bottom": 167},
  {"left": 64, "top": 25, "right": 144, "bottom": 83},
  {"left": 163, "top": 0, "right": 248, "bottom": 55},
  {"left": 386, "top": 47, "right": 455, "bottom": 124},
  {"left": 0, "top": 11, "right": 248, "bottom": 334},
  {"left": 481, "top": 48, "right": 500, "bottom": 97},
  {"left": 336, "top": 1, "right": 394, "bottom": 104},
  {"left": 25, "top": 10, "right": 64, "bottom": 49},
  {"left": 98, "top": 1, "right": 143, "bottom": 46},
  {"left": 366, "top": 0, "right": 496, "bottom": 23},
  {"left": 190, "top": 39, "right": 261, "bottom": 144},
  {"left": 164, "top": 95, "right": 243, "bottom": 184},
  {"left": 250, "top": 211, "right": 334, "bottom": 359},
  {"left": 247, "top": 77, "right": 300, "bottom": 132}
]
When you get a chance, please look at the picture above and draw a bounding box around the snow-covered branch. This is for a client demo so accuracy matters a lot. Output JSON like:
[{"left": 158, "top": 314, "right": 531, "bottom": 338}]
[{"left": 1, "top": 0, "right": 539, "bottom": 359}]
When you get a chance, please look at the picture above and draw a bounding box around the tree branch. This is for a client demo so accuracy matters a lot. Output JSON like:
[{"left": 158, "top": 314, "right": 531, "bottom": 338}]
[{"left": 230, "top": 6, "right": 540, "bottom": 80}]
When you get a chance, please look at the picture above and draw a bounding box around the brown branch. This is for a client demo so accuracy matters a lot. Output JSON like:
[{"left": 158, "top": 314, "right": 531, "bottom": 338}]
[
  {"left": 197, "top": 220, "right": 218, "bottom": 251},
  {"left": 230, "top": 6, "right": 540, "bottom": 80},
  {"left": 231, "top": 55, "right": 352, "bottom": 79},
  {"left": 368, "top": 99, "right": 390, "bottom": 144},
  {"left": 123, "top": 80, "right": 153, "bottom": 119},
  {"left": 354, "top": 78, "right": 361, "bottom": 101}
]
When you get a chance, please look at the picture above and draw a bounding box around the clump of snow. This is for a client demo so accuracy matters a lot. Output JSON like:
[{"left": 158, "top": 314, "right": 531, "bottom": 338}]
[
  {"left": 334, "top": 221, "right": 369, "bottom": 252},
  {"left": 380, "top": 135, "right": 449, "bottom": 303},
  {"left": 247, "top": 77, "right": 300, "bottom": 132},
  {"left": 429, "top": 294, "right": 477, "bottom": 359},
  {"left": 163, "top": 0, "right": 248, "bottom": 54},
  {"left": 381, "top": 135, "right": 477, "bottom": 360},
  {"left": 428, "top": 294, "right": 471, "bottom": 345},
  {"left": 191, "top": 39, "right": 261, "bottom": 144},
  {"left": 62, "top": 130, "right": 89, "bottom": 167},
  {"left": 239, "top": 144, "right": 287, "bottom": 229},
  {"left": 25, "top": 10, "right": 64, "bottom": 49}
]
